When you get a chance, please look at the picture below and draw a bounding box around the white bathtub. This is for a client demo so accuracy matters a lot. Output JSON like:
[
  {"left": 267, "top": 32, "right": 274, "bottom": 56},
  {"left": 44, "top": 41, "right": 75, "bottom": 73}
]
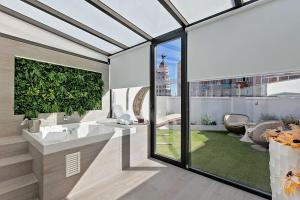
[{"left": 22, "top": 121, "right": 136, "bottom": 155}]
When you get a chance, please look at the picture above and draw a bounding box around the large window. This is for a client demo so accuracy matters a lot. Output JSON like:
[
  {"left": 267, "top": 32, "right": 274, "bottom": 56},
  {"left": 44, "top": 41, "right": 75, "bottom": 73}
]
[
  {"left": 189, "top": 71, "right": 300, "bottom": 193},
  {"left": 152, "top": 68, "right": 300, "bottom": 194}
]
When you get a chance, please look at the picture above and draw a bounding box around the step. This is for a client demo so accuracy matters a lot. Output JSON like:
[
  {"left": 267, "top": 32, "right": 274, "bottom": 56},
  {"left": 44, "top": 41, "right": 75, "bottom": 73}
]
[
  {"left": 0, "top": 154, "right": 33, "bottom": 182},
  {"left": 0, "top": 136, "right": 28, "bottom": 159},
  {"left": 0, "top": 174, "right": 38, "bottom": 200}
]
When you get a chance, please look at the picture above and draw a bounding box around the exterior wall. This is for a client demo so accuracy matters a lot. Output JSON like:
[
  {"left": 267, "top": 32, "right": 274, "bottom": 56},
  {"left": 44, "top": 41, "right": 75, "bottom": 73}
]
[
  {"left": 112, "top": 90, "right": 300, "bottom": 131},
  {"left": 167, "top": 97, "right": 300, "bottom": 125},
  {"left": 0, "top": 36, "right": 109, "bottom": 137},
  {"left": 156, "top": 96, "right": 170, "bottom": 119},
  {"left": 112, "top": 89, "right": 300, "bottom": 127}
]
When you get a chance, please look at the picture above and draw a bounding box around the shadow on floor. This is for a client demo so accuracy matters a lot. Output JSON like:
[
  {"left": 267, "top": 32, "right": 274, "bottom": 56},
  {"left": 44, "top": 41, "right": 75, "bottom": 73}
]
[{"left": 68, "top": 158, "right": 267, "bottom": 200}]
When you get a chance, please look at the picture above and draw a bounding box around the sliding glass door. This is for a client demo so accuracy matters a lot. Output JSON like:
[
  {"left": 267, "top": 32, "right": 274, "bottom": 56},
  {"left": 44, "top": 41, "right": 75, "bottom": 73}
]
[
  {"left": 153, "top": 37, "right": 182, "bottom": 161},
  {"left": 188, "top": 72, "right": 300, "bottom": 194},
  {"left": 151, "top": 30, "right": 188, "bottom": 165},
  {"left": 150, "top": 29, "right": 273, "bottom": 198}
]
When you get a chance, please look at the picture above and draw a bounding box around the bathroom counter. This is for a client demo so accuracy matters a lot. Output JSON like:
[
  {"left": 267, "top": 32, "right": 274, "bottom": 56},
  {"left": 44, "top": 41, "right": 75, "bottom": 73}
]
[{"left": 23, "top": 121, "right": 136, "bottom": 155}]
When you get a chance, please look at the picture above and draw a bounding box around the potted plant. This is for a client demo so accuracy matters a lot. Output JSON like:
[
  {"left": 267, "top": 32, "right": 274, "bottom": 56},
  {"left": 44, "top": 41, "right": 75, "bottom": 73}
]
[
  {"left": 24, "top": 110, "right": 41, "bottom": 133},
  {"left": 281, "top": 115, "right": 300, "bottom": 127},
  {"left": 200, "top": 114, "right": 217, "bottom": 126}
]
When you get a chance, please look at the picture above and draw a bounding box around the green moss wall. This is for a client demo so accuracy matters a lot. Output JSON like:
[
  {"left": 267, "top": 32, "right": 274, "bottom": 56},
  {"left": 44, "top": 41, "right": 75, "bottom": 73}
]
[{"left": 14, "top": 57, "right": 104, "bottom": 117}]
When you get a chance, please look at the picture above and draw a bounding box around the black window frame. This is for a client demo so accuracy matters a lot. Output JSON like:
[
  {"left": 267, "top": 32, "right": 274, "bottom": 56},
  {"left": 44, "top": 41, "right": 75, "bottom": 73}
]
[
  {"left": 150, "top": 28, "right": 188, "bottom": 168},
  {"left": 149, "top": 28, "right": 271, "bottom": 200}
]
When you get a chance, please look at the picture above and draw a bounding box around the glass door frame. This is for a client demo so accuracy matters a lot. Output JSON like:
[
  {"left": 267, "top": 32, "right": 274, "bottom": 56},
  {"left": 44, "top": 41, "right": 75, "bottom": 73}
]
[{"left": 150, "top": 28, "right": 189, "bottom": 168}]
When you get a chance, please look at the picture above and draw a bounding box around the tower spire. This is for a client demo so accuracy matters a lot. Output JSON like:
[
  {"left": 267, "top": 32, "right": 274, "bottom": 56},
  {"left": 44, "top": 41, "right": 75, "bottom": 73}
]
[{"left": 160, "top": 54, "right": 167, "bottom": 66}]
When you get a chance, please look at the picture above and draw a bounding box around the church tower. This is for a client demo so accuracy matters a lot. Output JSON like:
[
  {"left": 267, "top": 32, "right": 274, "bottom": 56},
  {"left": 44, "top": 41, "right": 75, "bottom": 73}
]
[{"left": 155, "top": 54, "right": 171, "bottom": 96}]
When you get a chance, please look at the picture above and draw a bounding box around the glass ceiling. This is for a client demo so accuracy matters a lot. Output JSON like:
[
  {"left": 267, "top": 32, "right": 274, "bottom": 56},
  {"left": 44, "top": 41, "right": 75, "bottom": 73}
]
[
  {"left": 170, "top": 0, "right": 235, "bottom": 23},
  {"left": 99, "top": 0, "right": 180, "bottom": 38},
  {"left": 0, "top": 0, "right": 122, "bottom": 54},
  {"left": 0, "top": 0, "right": 256, "bottom": 59},
  {"left": 38, "top": 0, "right": 145, "bottom": 47}
]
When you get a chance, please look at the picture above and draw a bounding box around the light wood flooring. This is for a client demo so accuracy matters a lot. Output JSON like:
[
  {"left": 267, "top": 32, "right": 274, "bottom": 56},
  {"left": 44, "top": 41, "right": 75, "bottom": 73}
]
[{"left": 67, "top": 159, "right": 267, "bottom": 200}]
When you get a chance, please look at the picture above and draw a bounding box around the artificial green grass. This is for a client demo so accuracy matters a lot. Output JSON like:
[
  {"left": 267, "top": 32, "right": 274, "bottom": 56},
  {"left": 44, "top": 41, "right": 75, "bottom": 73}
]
[{"left": 155, "top": 129, "right": 271, "bottom": 193}]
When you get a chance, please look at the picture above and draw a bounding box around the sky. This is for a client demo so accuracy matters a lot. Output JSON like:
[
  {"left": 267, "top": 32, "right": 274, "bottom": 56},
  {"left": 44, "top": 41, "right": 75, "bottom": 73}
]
[{"left": 155, "top": 38, "right": 181, "bottom": 95}]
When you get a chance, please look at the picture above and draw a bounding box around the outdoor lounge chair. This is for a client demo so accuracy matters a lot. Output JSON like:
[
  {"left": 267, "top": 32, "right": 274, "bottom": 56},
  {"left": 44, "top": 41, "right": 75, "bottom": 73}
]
[
  {"left": 156, "top": 114, "right": 181, "bottom": 128},
  {"left": 223, "top": 114, "right": 249, "bottom": 135},
  {"left": 248, "top": 120, "right": 284, "bottom": 148}
]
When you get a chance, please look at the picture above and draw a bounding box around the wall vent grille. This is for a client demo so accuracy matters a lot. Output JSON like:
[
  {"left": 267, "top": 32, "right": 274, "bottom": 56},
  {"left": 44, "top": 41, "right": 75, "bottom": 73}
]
[{"left": 65, "top": 152, "right": 81, "bottom": 177}]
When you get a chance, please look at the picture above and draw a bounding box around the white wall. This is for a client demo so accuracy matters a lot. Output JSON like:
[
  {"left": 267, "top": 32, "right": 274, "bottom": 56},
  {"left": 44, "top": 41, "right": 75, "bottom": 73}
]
[
  {"left": 0, "top": 11, "right": 107, "bottom": 61},
  {"left": 109, "top": 42, "right": 150, "bottom": 89},
  {"left": 166, "top": 97, "right": 300, "bottom": 124},
  {"left": 111, "top": 91, "right": 300, "bottom": 125},
  {"left": 112, "top": 87, "right": 149, "bottom": 120},
  {"left": 156, "top": 96, "right": 170, "bottom": 119},
  {"left": 187, "top": 0, "right": 300, "bottom": 81}
]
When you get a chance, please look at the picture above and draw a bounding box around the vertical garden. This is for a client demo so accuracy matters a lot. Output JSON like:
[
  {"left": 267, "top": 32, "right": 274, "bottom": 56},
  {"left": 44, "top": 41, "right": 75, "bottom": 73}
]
[{"left": 14, "top": 57, "right": 104, "bottom": 118}]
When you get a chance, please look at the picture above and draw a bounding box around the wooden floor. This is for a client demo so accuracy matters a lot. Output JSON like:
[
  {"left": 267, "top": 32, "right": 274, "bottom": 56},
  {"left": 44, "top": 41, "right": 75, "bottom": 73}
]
[{"left": 67, "top": 159, "right": 267, "bottom": 200}]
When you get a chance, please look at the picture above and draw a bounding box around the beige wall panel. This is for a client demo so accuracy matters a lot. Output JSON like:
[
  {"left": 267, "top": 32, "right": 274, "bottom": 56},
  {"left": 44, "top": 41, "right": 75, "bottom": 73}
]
[
  {"left": 29, "top": 125, "right": 149, "bottom": 200},
  {"left": 0, "top": 36, "right": 109, "bottom": 137}
]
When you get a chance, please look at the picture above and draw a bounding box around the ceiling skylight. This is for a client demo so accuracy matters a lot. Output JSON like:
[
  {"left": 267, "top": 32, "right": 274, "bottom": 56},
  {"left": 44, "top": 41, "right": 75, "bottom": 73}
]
[
  {"left": 38, "top": 0, "right": 145, "bottom": 47},
  {"left": 99, "top": 0, "right": 181, "bottom": 37},
  {"left": 170, "top": 0, "right": 235, "bottom": 23},
  {"left": 0, "top": 0, "right": 122, "bottom": 54}
]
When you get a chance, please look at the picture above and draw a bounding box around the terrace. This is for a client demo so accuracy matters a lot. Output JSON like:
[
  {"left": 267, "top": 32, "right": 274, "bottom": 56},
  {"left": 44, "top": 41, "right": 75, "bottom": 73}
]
[{"left": 0, "top": 0, "right": 299, "bottom": 200}]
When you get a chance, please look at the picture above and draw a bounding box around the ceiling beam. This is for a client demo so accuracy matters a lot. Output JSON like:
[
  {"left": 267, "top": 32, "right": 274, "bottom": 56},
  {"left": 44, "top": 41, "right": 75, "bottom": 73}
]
[
  {"left": 158, "top": 0, "right": 189, "bottom": 27},
  {"left": 0, "top": 4, "right": 110, "bottom": 55},
  {"left": 21, "top": 0, "right": 128, "bottom": 49},
  {"left": 85, "top": 0, "right": 152, "bottom": 41}
]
